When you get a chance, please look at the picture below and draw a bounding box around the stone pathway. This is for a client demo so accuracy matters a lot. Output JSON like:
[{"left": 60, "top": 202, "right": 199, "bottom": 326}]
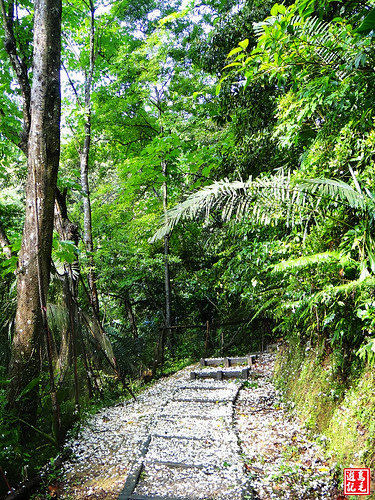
[
  {"left": 60, "top": 354, "right": 340, "bottom": 500},
  {"left": 61, "top": 364, "right": 251, "bottom": 499},
  {"left": 122, "top": 379, "right": 248, "bottom": 499}
]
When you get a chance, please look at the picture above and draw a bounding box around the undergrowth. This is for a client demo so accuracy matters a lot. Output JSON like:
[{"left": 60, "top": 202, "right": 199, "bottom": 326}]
[
  {"left": 274, "top": 339, "right": 375, "bottom": 497},
  {"left": 0, "top": 353, "right": 199, "bottom": 498}
]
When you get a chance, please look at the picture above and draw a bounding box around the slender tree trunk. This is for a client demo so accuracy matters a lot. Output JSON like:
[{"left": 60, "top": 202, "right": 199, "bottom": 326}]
[
  {"left": 80, "top": 0, "right": 99, "bottom": 316},
  {"left": 153, "top": 97, "right": 172, "bottom": 368},
  {"left": 7, "top": 0, "right": 62, "bottom": 434},
  {"left": 163, "top": 159, "right": 172, "bottom": 352},
  {"left": 54, "top": 189, "right": 81, "bottom": 402},
  {"left": 0, "top": 0, "right": 31, "bottom": 154},
  {"left": 125, "top": 293, "right": 138, "bottom": 338}
]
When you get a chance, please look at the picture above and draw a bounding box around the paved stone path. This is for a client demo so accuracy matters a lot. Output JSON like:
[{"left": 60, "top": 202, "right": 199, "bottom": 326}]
[
  {"left": 62, "top": 365, "right": 252, "bottom": 499},
  {"left": 119, "top": 377, "right": 250, "bottom": 499},
  {"left": 61, "top": 354, "right": 340, "bottom": 499}
]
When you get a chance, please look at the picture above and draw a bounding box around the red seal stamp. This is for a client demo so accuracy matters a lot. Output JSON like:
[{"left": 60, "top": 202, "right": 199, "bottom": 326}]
[{"left": 344, "top": 468, "right": 371, "bottom": 495}]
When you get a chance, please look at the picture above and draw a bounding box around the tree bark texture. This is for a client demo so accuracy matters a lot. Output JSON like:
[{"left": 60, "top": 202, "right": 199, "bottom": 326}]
[
  {"left": 80, "top": 1, "right": 99, "bottom": 316},
  {"left": 8, "top": 0, "right": 62, "bottom": 424}
]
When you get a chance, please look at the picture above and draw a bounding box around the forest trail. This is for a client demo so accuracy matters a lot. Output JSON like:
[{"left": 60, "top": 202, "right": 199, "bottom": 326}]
[{"left": 60, "top": 354, "right": 338, "bottom": 499}]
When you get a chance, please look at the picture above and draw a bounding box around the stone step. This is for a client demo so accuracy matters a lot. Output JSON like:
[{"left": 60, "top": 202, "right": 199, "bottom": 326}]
[
  {"left": 152, "top": 415, "right": 229, "bottom": 441},
  {"left": 177, "top": 383, "right": 234, "bottom": 390},
  {"left": 128, "top": 494, "right": 191, "bottom": 500},
  {"left": 145, "top": 436, "right": 239, "bottom": 469},
  {"left": 172, "top": 389, "right": 239, "bottom": 404},
  {"left": 173, "top": 386, "right": 239, "bottom": 398},
  {"left": 132, "top": 462, "right": 245, "bottom": 499},
  {"left": 266, "top": 343, "right": 278, "bottom": 352},
  {"left": 159, "top": 401, "right": 233, "bottom": 419},
  {"left": 147, "top": 460, "right": 207, "bottom": 469},
  {"left": 151, "top": 434, "right": 202, "bottom": 442},
  {"left": 127, "top": 496, "right": 191, "bottom": 500},
  {"left": 190, "top": 367, "right": 251, "bottom": 381},
  {"left": 172, "top": 397, "right": 233, "bottom": 403},
  {"left": 200, "top": 355, "right": 257, "bottom": 367}
]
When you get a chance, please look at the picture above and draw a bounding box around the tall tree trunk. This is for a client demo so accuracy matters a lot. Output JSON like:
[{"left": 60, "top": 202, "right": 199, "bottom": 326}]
[
  {"left": 153, "top": 161, "right": 172, "bottom": 371},
  {"left": 163, "top": 159, "right": 172, "bottom": 349},
  {"left": 154, "top": 93, "right": 172, "bottom": 368},
  {"left": 7, "top": 0, "right": 62, "bottom": 435},
  {"left": 124, "top": 292, "right": 138, "bottom": 338},
  {"left": 80, "top": 0, "right": 99, "bottom": 316}
]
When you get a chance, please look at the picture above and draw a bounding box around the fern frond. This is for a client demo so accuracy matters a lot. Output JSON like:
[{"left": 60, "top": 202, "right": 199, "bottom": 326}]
[
  {"left": 150, "top": 171, "right": 295, "bottom": 242},
  {"left": 309, "top": 277, "right": 375, "bottom": 306},
  {"left": 297, "top": 178, "right": 367, "bottom": 210},
  {"left": 273, "top": 252, "right": 341, "bottom": 273}
]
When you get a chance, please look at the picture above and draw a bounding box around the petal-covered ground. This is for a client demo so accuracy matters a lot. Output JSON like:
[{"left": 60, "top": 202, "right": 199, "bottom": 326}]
[
  {"left": 235, "top": 353, "right": 340, "bottom": 499},
  {"left": 58, "top": 353, "right": 341, "bottom": 499}
]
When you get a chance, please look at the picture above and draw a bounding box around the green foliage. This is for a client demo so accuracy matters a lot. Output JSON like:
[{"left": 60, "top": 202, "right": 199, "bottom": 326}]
[
  {"left": 52, "top": 233, "right": 79, "bottom": 266},
  {"left": 356, "top": 7, "right": 375, "bottom": 35},
  {"left": 357, "top": 337, "right": 375, "bottom": 367},
  {"left": 272, "top": 252, "right": 342, "bottom": 272},
  {"left": 3, "top": 0, "right": 375, "bottom": 490},
  {"left": 0, "top": 367, "right": 22, "bottom": 489}
]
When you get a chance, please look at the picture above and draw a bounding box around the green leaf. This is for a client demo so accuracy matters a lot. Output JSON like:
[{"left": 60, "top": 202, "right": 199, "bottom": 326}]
[
  {"left": 227, "top": 47, "right": 243, "bottom": 58},
  {"left": 356, "top": 7, "right": 375, "bottom": 35},
  {"left": 298, "top": 0, "right": 315, "bottom": 18},
  {"left": 238, "top": 39, "right": 249, "bottom": 49},
  {"left": 357, "top": 338, "right": 375, "bottom": 366},
  {"left": 354, "top": 52, "right": 366, "bottom": 68},
  {"left": 223, "top": 62, "right": 244, "bottom": 70},
  {"left": 287, "top": 24, "right": 294, "bottom": 34},
  {"left": 0, "top": 256, "right": 18, "bottom": 277},
  {"left": 15, "top": 377, "right": 40, "bottom": 402},
  {"left": 270, "top": 4, "right": 279, "bottom": 16}
]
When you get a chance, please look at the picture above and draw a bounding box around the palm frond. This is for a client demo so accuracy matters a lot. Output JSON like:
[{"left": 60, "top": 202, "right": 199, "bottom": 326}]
[
  {"left": 47, "top": 303, "right": 69, "bottom": 335},
  {"left": 151, "top": 168, "right": 373, "bottom": 242},
  {"left": 151, "top": 171, "right": 295, "bottom": 242},
  {"left": 297, "top": 178, "right": 367, "bottom": 211},
  {"left": 247, "top": 296, "right": 281, "bottom": 323}
]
